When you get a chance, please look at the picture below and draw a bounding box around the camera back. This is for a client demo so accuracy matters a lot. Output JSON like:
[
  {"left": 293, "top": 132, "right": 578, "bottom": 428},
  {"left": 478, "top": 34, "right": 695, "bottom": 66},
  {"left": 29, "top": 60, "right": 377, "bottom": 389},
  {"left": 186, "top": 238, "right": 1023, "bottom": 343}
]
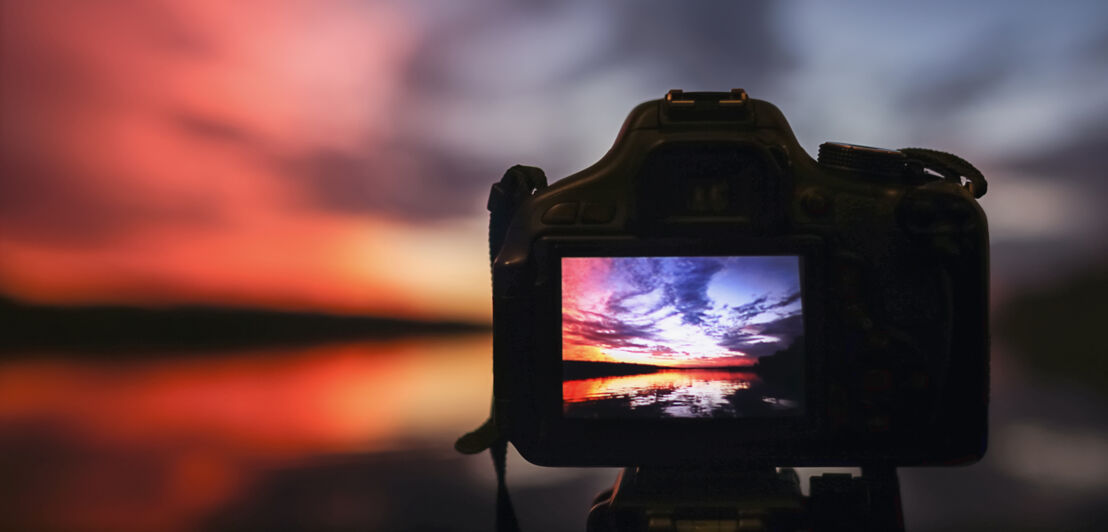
[{"left": 490, "top": 90, "right": 989, "bottom": 468}]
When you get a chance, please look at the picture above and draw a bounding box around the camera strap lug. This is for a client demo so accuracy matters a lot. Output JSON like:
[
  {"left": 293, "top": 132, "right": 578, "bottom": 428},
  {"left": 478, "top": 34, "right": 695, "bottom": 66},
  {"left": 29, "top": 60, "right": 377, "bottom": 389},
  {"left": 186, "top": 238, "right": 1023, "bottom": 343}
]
[
  {"left": 488, "top": 165, "right": 548, "bottom": 263},
  {"left": 899, "top": 148, "right": 988, "bottom": 198}
]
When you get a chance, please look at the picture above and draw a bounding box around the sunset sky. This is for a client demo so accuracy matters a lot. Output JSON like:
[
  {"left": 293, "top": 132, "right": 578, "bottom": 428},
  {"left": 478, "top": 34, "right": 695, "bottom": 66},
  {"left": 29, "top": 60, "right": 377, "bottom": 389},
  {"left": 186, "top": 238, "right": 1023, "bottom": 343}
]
[
  {"left": 1, "top": 0, "right": 1106, "bottom": 322},
  {"left": 562, "top": 256, "right": 803, "bottom": 368},
  {"left": 1, "top": 2, "right": 1106, "bottom": 529}
]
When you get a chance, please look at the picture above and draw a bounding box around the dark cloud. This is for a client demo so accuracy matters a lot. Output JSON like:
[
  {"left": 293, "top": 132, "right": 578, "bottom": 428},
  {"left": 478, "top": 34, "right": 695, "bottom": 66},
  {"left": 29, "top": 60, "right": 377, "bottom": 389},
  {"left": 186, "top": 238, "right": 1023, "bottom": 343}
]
[
  {"left": 406, "top": 1, "right": 788, "bottom": 97},
  {"left": 605, "top": 259, "right": 665, "bottom": 314},
  {"left": 563, "top": 311, "right": 660, "bottom": 351},
  {"left": 759, "top": 313, "right": 805, "bottom": 338},
  {"left": 171, "top": 106, "right": 501, "bottom": 221},
  {"left": 599, "top": 1, "right": 790, "bottom": 88},
  {"left": 171, "top": 109, "right": 502, "bottom": 221},
  {"left": 730, "top": 295, "right": 768, "bottom": 322},
  {"left": 718, "top": 335, "right": 775, "bottom": 358},
  {"left": 281, "top": 145, "right": 499, "bottom": 220},
  {"left": 718, "top": 313, "right": 804, "bottom": 358},
  {"left": 1000, "top": 121, "right": 1108, "bottom": 186},
  {"left": 668, "top": 258, "right": 724, "bottom": 326},
  {"left": 729, "top": 290, "right": 801, "bottom": 322}
]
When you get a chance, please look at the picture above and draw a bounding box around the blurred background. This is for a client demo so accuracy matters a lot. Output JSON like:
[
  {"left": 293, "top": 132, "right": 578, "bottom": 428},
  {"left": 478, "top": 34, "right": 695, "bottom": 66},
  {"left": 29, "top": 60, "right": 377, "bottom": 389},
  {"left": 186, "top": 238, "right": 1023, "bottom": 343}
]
[{"left": 1, "top": 0, "right": 1107, "bottom": 530}]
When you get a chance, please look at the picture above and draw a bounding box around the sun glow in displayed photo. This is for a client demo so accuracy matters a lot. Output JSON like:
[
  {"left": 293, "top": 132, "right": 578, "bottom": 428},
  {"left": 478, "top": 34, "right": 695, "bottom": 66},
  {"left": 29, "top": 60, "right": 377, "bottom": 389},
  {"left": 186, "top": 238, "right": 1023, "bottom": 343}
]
[{"left": 562, "top": 256, "right": 805, "bottom": 418}]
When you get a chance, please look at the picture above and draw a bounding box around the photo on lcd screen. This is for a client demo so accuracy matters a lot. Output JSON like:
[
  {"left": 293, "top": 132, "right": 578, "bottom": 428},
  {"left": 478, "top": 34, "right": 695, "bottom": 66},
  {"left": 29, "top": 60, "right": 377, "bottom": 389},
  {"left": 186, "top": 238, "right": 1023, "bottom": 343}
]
[{"left": 562, "top": 256, "right": 805, "bottom": 419}]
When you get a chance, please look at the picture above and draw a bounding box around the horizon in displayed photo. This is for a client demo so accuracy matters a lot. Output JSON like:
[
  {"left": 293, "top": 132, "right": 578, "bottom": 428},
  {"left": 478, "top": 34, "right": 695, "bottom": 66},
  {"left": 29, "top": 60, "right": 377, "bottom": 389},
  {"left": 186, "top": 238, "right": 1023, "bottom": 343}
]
[{"left": 561, "top": 255, "right": 805, "bottom": 418}]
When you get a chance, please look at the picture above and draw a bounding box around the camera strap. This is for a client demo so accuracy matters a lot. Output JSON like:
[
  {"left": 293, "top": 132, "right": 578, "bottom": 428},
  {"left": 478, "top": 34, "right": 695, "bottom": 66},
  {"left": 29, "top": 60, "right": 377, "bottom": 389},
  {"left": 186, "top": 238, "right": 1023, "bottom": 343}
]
[{"left": 455, "top": 164, "right": 548, "bottom": 532}]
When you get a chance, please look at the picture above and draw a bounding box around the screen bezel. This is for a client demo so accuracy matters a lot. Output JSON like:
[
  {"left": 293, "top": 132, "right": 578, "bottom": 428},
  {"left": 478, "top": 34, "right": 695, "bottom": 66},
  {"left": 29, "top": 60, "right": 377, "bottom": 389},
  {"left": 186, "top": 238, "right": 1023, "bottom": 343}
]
[{"left": 525, "top": 236, "right": 827, "bottom": 465}]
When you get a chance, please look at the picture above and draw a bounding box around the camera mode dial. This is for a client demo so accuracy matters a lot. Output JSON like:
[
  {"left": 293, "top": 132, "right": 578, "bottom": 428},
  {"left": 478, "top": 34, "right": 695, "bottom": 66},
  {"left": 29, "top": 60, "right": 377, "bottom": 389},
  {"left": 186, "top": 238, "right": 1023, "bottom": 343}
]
[{"left": 818, "top": 143, "right": 907, "bottom": 177}]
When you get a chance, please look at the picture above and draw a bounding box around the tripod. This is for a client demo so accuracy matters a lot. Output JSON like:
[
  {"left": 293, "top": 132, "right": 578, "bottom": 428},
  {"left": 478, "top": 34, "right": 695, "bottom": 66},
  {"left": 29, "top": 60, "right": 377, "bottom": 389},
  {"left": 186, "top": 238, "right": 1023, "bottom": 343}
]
[{"left": 586, "top": 465, "right": 904, "bottom": 532}]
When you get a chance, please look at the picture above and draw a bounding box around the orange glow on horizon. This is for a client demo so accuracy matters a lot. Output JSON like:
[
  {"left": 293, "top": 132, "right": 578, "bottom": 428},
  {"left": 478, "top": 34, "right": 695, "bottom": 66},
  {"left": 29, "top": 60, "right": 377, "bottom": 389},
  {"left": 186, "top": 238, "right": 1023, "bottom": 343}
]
[
  {"left": 562, "top": 342, "right": 757, "bottom": 368},
  {"left": 563, "top": 369, "right": 758, "bottom": 404},
  {"left": 0, "top": 215, "right": 491, "bottom": 321}
]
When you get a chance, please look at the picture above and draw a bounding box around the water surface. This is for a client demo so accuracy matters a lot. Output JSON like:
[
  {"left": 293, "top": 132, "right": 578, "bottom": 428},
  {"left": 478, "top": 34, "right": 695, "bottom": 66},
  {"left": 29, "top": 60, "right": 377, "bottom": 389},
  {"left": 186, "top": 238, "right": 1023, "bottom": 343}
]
[
  {"left": 0, "top": 337, "right": 1105, "bottom": 531},
  {"left": 563, "top": 369, "right": 801, "bottom": 418}
]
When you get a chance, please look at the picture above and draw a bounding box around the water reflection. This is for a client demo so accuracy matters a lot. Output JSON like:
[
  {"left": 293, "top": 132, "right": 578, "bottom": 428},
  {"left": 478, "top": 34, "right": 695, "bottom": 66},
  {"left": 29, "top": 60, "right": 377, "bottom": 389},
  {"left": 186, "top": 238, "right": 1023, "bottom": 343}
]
[
  {"left": 1, "top": 337, "right": 1106, "bottom": 531},
  {"left": 563, "top": 369, "right": 801, "bottom": 418},
  {"left": 0, "top": 335, "right": 494, "bottom": 532}
]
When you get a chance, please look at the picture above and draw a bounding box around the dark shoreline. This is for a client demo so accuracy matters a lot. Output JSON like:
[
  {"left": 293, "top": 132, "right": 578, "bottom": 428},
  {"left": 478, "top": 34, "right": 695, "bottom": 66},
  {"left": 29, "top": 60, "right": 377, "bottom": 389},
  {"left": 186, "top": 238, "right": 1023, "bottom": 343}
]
[
  {"left": 562, "top": 359, "right": 755, "bottom": 380},
  {"left": 0, "top": 298, "right": 490, "bottom": 354}
]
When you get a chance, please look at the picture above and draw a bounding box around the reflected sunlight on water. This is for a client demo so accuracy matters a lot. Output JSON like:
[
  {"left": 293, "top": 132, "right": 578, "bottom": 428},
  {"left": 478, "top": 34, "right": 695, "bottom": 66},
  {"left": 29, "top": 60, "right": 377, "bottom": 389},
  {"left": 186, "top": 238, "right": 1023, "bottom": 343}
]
[
  {"left": 562, "top": 369, "right": 804, "bottom": 418},
  {"left": 563, "top": 369, "right": 756, "bottom": 405},
  {"left": 0, "top": 334, "right": 492, "bottom": 531}
]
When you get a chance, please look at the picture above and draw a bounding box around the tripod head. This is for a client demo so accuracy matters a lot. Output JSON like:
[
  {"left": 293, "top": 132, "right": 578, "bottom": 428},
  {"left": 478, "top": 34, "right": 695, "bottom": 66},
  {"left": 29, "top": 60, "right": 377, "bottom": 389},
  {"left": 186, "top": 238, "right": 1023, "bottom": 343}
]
[{"left": 588, "top": 466, "right": 903, "bottom": 532}]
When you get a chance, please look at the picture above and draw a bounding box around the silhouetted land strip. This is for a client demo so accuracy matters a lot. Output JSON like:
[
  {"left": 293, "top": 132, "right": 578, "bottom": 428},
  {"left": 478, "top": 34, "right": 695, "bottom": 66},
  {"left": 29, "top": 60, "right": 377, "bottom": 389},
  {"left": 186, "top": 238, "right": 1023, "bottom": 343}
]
[
  {"left": 0, "top": 298, "right": 490, "bottom": 354},
  {"left": 564, "top": 337, "right": 805, "bottom": 383},
  {"left": 750, "top": 337, "right": 804, "bottom": 380},
  {"left": 562, "top": 360, "right": 755, "bottom": 380}
]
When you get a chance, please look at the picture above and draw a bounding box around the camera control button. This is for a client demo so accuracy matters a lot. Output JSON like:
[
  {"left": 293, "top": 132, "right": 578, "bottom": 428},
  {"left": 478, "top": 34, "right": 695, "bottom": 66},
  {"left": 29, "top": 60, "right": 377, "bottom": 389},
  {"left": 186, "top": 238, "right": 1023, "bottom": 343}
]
[
  {"left": 542, "top": 202, "right": 578, "bottom": 224},
  {"left": 580, "top": 202, "right": 616, "bottom": 224},
  {"left": 818, "top": 142, "right": 907, "bottom": 177},
  {"left": 801, "top": 190, "right": 831, "bottom": 217}
]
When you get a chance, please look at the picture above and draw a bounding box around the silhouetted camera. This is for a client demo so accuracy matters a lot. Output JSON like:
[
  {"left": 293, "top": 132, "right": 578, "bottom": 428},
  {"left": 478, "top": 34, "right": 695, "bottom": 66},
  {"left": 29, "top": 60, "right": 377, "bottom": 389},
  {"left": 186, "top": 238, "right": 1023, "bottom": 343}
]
[{"left": 489, "top": 89, "right": 988, "bottom": 467}]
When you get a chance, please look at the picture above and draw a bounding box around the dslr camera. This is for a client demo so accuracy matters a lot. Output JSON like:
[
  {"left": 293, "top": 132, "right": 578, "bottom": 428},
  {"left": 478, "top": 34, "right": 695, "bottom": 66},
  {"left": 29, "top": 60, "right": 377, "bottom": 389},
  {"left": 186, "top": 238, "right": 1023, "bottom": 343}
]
[{"left": 487, "top": 89, "right": 988, "bottom": 468}]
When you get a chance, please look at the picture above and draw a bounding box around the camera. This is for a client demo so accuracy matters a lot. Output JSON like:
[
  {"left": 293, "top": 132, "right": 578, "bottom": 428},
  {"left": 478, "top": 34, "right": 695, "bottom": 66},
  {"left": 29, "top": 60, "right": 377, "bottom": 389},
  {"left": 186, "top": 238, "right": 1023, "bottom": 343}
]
[{"left": 488, "top": 89, "right": 988, "bottom": 468}]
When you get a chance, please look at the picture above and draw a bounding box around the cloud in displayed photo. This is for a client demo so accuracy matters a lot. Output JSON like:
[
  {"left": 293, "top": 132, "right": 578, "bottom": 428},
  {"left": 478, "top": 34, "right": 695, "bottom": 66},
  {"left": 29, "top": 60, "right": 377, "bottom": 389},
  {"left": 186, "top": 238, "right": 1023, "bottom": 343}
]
[{"left": 562, "top": 256, "right": 803, "bottom": 368}]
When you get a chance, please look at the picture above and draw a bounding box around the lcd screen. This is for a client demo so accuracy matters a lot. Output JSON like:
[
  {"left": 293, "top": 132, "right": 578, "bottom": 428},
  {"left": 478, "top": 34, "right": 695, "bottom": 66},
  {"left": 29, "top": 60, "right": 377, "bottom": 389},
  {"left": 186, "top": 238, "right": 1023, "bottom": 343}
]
[{"left": 562, "top": 256, "right": 805, "bottom": 419}]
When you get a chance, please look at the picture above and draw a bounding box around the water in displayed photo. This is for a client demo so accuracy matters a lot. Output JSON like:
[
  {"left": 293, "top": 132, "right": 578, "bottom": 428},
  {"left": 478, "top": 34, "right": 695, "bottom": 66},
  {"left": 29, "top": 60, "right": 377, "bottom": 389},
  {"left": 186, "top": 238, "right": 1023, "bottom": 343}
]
[{"left": 562, "top": 256, "right": 805, "bottom": 418}]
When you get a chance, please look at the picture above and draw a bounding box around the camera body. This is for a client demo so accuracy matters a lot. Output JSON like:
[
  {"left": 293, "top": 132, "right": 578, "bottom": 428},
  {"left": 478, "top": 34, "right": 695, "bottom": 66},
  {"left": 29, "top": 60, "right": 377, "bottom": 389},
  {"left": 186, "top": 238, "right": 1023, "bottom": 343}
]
[{"left": 491, "top": 90, "right": 988, "bottom": 467}]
